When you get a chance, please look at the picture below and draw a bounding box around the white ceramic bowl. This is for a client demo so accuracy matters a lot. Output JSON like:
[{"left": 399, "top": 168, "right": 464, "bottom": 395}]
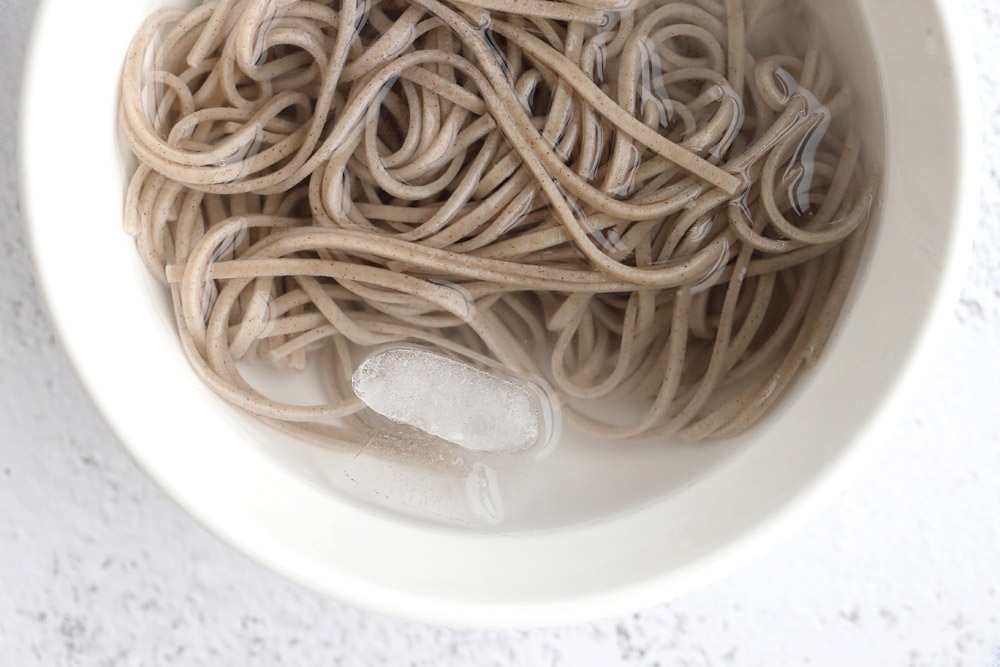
[{"left": 20, "top": 0, "right": 978, "bottom": 626}]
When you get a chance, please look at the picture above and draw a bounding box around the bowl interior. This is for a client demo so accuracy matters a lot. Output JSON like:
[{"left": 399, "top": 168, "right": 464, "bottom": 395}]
[
  {"left": 21, "top": 0, "right": 972, "bottom": 625},
  {"left": 104, "top": 0, "right": 890, "bottom": 533}
]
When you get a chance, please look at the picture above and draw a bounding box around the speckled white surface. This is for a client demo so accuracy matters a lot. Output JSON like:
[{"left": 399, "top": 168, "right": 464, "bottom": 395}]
[{"left": 3, "top": 0, "right": 999, "bottom": 664}]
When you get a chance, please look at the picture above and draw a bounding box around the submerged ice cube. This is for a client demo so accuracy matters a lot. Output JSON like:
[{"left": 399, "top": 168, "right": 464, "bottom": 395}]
[
  {"left": 352, "top": 347, "right": 549, "bottom": 453},
  {"left": 340, "top": 437, "right": 507, "bottom": 527}
]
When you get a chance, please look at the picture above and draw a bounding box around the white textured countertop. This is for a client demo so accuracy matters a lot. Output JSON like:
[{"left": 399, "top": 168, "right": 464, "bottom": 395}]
[{"left": 2, "top": 1, "right": 999, "bottom": 664}]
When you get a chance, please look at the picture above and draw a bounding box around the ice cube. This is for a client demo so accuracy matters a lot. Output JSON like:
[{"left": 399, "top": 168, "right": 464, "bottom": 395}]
[
  {"left": 351, "top": 347, "right": 550, "bottom": 453},
  {"left": 341, "top": 437, "right": 505, "bottom": 526}
]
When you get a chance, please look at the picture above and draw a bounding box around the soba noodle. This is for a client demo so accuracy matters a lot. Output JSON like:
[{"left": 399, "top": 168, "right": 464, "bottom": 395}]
[{"left": 120, "top": 0, "right": 879, "bottom": 448}]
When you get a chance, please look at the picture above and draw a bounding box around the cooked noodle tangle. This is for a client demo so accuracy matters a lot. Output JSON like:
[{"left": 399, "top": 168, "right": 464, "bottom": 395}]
[{"left": 121, "top": 0, "right": 879, "bottom": 446}]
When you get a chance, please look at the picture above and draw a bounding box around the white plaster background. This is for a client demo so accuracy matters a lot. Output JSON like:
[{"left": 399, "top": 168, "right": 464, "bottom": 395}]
[{"left": 2, "top": 1, "right": 999, "bottom": 665}]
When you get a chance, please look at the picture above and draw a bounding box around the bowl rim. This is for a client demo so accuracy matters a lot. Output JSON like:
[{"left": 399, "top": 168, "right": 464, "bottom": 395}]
[{"left": 18, "top": 0, "right": 981, "bottom": 627}]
